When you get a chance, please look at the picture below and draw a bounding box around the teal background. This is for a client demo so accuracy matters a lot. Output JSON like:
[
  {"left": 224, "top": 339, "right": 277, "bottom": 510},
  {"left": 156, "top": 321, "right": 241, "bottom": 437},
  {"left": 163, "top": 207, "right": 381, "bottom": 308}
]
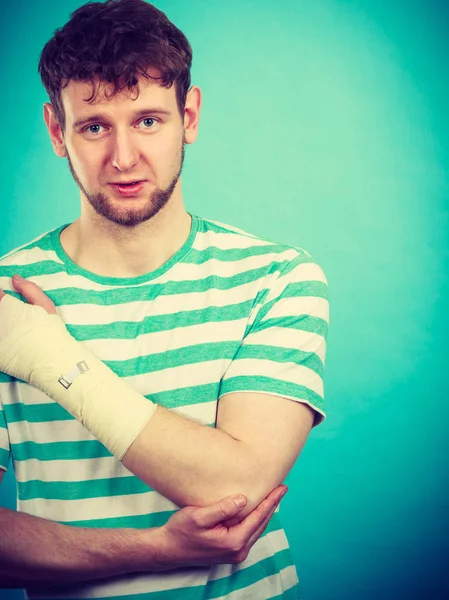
[{"left": 1, "top": 0, "right": 448, "bottom": 598}]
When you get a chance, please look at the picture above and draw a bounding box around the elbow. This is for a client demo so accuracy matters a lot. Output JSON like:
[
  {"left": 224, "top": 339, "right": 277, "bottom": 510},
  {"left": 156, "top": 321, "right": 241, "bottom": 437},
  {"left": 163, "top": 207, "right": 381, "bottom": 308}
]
[
  {"left": 236, "top": 474, "right": 283, "bottom": 519},
  {"left": 161, "top": 444, "right": 284, "bottom": 516},
  {"left": 202, "top": 457, "right": 283, "bottom": 519}
]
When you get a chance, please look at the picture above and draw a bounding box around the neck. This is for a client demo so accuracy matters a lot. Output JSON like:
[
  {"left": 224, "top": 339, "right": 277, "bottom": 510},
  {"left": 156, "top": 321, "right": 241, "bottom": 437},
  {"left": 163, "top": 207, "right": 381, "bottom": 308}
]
[{"left": 60, "top": 193, "right": 192, "bottom": 279}]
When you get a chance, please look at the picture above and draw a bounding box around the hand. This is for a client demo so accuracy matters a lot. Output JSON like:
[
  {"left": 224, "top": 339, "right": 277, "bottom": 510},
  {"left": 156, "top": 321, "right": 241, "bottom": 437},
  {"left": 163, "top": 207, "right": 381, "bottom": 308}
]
[
  {"left": 0, "top": 275, "right": 56, "bottom": 314},
  {"left": 0, "top": 280, "right": 288, "bottom": 563},
  {"left": 148, "top": 485, "right": 287, "bottom": 570},
  {"left": 0, "top": 277, "right": 60, "bottom": 382}
]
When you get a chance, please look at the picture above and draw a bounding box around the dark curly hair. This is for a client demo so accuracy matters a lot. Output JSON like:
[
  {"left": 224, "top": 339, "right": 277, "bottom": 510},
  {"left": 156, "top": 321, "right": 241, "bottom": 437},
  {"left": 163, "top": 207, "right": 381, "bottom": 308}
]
[{"left": 38, "top": 0, "right": 192, "bottom": 128}]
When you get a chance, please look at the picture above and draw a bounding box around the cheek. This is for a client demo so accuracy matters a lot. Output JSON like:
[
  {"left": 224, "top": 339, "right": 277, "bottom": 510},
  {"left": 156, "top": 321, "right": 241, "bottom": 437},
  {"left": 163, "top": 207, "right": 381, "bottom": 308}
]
[
  {"left": 68, "top": 142, "right": 105, "bottom": 175},
  {"left": 143, "top": 139, "right": 181, "bottom": 173},
  {"left": 157, "top": 132, "right": 184, "bottom": 163},
  {"left": 157, "top": 123, "right": 184, "bottom": 152}
]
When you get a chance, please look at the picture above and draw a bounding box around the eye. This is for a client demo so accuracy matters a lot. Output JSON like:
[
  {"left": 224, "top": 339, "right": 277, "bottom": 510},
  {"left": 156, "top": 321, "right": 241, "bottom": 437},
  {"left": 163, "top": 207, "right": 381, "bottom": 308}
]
[
  {"left": 138, "top": 117, "right": 158, "bottom": 129},
  {"left": 84, "top": 124, "right": 105, "bottom": 135}
]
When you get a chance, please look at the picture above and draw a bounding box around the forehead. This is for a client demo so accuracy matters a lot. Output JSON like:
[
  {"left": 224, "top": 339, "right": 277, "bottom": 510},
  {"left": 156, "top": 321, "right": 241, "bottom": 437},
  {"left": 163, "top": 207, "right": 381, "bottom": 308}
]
[{"left": 61, "top": 75, "right": 178, "bottom": 124}]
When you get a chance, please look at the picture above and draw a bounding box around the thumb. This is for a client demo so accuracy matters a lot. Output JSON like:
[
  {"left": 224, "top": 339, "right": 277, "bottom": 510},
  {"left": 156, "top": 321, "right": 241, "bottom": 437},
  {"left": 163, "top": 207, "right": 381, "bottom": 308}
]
[
  {"left": 11, "top": 275, "right": 57, "bottom": 315},
  {"left": 195, "top": 495, "right": 247, "bottom": 529}
]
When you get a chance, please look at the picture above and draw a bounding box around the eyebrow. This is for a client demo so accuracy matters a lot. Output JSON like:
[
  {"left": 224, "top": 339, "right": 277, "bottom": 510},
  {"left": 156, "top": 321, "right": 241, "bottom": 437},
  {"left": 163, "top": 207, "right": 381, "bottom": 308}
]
[{"left": 73, "top": 108, "right": 172, "bottom": 129}]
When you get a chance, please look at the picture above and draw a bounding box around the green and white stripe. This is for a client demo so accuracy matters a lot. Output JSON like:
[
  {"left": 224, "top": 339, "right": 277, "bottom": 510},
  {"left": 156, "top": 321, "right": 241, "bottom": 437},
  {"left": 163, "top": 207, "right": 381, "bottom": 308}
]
[{"left": 0, "top": 214, "right": 328, "bottom": 599}]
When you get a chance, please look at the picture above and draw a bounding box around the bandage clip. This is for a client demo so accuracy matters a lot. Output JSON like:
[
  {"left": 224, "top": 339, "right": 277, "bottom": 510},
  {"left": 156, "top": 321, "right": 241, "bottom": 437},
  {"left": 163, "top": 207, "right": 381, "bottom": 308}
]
[{"left": 58, "top": 361, "right": 90, "bottom": 389}]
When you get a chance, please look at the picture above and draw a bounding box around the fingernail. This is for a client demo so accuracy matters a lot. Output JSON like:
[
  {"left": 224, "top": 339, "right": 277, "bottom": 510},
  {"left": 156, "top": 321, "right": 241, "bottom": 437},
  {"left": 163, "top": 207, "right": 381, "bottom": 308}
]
[
  {"left": 13, "top": 274, "right": 23, "bottom": 281},
  {"left": 281, "top": 486, "right": 288, "bottom": 498},
  {"left": 234, "top": 495, "right": 246, "bottom": 509}
]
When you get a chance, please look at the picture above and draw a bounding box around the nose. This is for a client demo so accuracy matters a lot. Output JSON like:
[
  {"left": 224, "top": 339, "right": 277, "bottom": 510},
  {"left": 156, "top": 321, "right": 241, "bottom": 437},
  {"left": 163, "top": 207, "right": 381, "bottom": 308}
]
[{"left": 110, "top": 129, "right": 139, "bottom": 172}]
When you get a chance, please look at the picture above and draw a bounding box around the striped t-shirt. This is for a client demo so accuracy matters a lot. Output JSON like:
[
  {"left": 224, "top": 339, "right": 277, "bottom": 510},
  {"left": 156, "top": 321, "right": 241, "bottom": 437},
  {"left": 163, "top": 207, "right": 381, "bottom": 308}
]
[{"left": 0, "top": 214, "right": 329, "bottom": 600}]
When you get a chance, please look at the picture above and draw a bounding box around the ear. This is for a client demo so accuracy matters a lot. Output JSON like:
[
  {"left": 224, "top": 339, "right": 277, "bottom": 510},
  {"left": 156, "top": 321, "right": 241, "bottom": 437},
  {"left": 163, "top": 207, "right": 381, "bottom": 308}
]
[
  {"left": 183, "top": 86, "right": 202, "bottom": 145},
  {"left": 43, "top": 103, "right": 67, "bottom": 158}
]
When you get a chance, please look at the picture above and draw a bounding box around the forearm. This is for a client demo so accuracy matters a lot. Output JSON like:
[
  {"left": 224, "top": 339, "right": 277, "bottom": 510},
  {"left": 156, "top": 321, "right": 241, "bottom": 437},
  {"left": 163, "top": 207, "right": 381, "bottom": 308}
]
[
  {"left": 0, "top": 492, "right": 287, "bottom": 589},
  {"left": 122, "top": 406, "right": 275, "bottom": 513},
  {"left": 0, "top": 506, "right": 163, "bottom": 588},
  {"left": 0, "top": 297, "right": 288, "bottom": 514}
]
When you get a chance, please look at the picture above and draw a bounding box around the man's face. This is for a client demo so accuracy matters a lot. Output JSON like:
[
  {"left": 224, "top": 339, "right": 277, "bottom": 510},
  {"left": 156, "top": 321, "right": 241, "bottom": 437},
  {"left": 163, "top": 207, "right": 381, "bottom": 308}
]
[{"left": 55, "top": 75, "right": 190, "bottom": 227}]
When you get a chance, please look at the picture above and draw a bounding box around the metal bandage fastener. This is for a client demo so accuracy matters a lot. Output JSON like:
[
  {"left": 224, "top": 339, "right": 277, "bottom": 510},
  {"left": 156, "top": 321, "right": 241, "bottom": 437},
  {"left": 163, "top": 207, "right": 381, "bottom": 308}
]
[{"left": 58, "top": 361, "right": 90, "bottom": 389}]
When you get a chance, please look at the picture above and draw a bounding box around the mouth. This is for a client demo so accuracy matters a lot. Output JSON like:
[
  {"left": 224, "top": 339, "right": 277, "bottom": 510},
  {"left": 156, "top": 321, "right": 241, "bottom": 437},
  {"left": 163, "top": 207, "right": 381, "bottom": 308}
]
[{"left": 109, "top": 180, "right": 146, "bottom": 197}]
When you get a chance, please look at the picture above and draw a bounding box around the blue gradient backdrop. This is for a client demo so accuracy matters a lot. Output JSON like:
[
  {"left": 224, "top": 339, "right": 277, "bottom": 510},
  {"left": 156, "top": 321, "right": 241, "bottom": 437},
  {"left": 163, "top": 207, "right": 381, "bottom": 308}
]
[{"left": 1, "top": 1, "right": 448, "bottom": 599}]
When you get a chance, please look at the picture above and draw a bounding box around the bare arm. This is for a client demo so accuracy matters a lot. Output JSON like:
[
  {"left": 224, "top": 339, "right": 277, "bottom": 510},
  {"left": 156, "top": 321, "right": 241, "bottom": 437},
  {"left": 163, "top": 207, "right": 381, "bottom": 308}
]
[
  {"left": 123, "top": 395, "right": 314, "bottom": 516},
  {"left": 0, "top": 280, "right": 315, "bottom": 518},
  {"left": 0, "top": 501, "right": 152, "bottom": 588},
  {"left": 0, "top": 469, "right": 287, "bottom": 589}
]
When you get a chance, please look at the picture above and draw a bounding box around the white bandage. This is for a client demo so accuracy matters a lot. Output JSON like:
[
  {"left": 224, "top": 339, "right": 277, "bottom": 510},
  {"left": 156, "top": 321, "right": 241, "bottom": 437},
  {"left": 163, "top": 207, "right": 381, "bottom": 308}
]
[{"left": 0, "top": 294, "right": 157, "bottom": 460}]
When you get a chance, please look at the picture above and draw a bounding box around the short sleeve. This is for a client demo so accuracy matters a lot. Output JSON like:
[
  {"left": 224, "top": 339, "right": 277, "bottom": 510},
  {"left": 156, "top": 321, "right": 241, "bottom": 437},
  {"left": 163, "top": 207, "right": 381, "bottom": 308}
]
[
  {"left": 0, "top": 389, "right": 11, "bottom": 472},
  {"left": 218, "top": 253, "right": 329, "bottom": 426}
]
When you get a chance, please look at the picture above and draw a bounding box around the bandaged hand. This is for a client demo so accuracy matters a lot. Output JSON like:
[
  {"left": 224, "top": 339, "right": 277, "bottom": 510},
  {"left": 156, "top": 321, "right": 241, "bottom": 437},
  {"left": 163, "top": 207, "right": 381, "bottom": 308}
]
[{"left": 0, "top": 281, "right": 157, "bottom": 460}]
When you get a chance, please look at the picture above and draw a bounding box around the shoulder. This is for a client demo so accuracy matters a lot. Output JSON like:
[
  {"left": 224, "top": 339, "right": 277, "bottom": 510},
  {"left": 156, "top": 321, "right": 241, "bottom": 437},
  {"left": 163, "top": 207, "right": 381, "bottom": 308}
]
[
  {"left": 0, "top": 227, "right": 64, "bottom": 291},
  {"left": 196, "top": 215, "right": 327, "bottom": 284},
  {"left": 0, "top": 228, "right": 57, "bottom": 265}
]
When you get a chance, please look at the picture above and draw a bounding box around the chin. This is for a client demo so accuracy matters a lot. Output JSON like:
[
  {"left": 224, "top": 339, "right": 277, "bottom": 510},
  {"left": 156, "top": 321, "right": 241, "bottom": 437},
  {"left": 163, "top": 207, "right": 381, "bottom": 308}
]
[{"left": 92, "top": 197, "right": 167, "bottom": 227}]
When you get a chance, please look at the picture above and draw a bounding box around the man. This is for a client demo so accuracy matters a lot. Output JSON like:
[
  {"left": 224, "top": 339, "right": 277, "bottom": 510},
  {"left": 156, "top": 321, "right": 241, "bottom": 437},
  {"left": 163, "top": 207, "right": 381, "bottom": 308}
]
[{"left": 0, "top": 0, "right": 329, "bottom": 598}]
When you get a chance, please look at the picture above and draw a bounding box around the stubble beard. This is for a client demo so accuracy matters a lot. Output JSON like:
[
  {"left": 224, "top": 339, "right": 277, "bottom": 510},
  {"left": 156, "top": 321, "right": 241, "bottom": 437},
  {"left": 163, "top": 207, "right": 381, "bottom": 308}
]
[{"left": 66, "top": 145, "right": 185, "bottom": 227}]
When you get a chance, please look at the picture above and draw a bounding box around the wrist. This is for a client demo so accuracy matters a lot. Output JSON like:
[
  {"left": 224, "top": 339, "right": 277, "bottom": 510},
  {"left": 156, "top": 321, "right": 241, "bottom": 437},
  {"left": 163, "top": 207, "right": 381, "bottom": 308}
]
[
  {"left": 83, "top": 527, "right": 165, "bottom": 577},
  {"left": 67, "top": 526, "right": 146, "bottom": 579},
  {"left": 0, "top": 295, "right": 157, "bottom": 460},
  {"left": 130, "top": 527, "right": 174, "bottom": 573}
]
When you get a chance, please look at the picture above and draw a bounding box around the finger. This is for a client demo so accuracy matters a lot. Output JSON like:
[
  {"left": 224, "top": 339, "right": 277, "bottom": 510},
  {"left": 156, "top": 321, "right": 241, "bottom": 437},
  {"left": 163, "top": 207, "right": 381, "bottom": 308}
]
[
  {"left": 233, "top": 485, "right": 287, "bottom": 540},
  {"left": 11, "top": 275, "right": 57, "bottom": 315},
  {"left": 231, "top": 503, "right": 279, "bottom": 565},
  {"left": 225, "top": 485, "right": 288, "bottom": 527},
  {"left": 243, "top": 496, "right": 282, "bottom": 550},
  {"left": 193, "top": 495, "right": 247, "bottom": 529},
  {"left": 0, "top": 290, "right": 5, "bottom": 301}
]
